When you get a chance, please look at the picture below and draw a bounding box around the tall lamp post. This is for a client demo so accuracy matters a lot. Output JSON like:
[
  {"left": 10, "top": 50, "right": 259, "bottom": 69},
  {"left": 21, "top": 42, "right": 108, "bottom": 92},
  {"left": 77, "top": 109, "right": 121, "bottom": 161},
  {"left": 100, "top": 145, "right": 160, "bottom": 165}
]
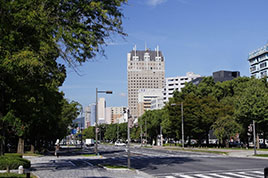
[
  {"left": 95, "top": 88, "right": 112, "bottom": 155},
  {"left": 171, "top": 102, "right": 184, "bottom": 148}
]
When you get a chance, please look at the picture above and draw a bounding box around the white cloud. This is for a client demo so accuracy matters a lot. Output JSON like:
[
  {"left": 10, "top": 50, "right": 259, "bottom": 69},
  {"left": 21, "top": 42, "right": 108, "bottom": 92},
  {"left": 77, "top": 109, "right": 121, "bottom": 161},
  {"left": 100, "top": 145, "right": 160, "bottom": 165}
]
[
  {"left": 146, "top": 0, "right": 190, "bottom": 6},
  {"left": 147, "top": 0, "right": 167, "bottom": 6}
]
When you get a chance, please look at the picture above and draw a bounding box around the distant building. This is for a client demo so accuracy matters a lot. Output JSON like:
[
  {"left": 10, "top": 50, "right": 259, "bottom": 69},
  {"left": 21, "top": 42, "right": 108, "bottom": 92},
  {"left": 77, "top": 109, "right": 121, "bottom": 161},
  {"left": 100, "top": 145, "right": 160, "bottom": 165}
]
[
  {"left": 151, "top": 97, "right": 164, "bottom": 110},
  {"left": 163, "top": 72, "right": 201, "bottom": 103},
  {"left": 213, "top": 70, "right": 240, "bottom": 82},
  {"left": 84, "top": 106, "right": 91, "bottom": 128},
  {"left": 98, "top": 98, "right": 106, "bottom": 124},
  {"left": 105, "top": 107, "right": 112, "bottom": 124},
  {"left": 248, "top": 43, "right": 268, "bottom": 78},
  {"left": 137, "top": 89, "right": 163, "bottom": 117},
  {"left": 190, "top": 70, "right": 240, "bottom": 86},
  {"left": 127, "top": 46, "right": 165, "bottom": 120}
]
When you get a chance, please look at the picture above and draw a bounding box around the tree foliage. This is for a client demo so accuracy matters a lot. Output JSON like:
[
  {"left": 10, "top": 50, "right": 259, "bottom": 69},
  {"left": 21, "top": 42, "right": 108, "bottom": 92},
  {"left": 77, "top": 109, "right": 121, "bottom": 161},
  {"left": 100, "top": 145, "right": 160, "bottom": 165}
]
[{"left": 0, "top": 0, "right": 127, "bottom": 154}]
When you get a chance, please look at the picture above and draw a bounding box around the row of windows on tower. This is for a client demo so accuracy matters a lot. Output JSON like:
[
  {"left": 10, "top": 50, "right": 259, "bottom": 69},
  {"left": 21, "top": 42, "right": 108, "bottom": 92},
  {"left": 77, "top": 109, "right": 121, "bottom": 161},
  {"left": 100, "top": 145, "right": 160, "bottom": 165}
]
[
  {"left": 128, "top": 66, "right": 163, "bottom": 70},
  {"left": 129, "top": 62, "right": 162, "bottom": 66}
]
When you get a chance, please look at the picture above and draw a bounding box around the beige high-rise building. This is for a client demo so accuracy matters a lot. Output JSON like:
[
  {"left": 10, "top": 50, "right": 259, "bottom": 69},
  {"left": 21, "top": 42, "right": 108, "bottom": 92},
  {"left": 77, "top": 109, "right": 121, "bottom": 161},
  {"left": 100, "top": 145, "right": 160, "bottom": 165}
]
[{"left": 127, "top": 46, "right": 165, "bottom": 120}]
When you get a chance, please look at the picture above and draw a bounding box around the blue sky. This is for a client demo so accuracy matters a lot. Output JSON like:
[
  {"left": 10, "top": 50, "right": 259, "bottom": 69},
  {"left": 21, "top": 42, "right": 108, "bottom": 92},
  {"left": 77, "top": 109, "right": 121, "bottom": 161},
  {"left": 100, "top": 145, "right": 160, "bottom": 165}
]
[{"left": 60, "top": 0, "right": 268, "bottom": 108}]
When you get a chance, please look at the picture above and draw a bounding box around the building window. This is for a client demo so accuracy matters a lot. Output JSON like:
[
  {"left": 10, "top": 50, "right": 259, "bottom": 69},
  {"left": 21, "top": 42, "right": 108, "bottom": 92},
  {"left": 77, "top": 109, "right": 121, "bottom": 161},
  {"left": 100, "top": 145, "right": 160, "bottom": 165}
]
[
  {"left": 260, "top": 62, "right": 267, "bottom": 69},
  {"left": 261, "top": 71, "right": 267, "bottom": 78},
  {"left": 250, "top": 66, "right": 256, "bottom": 72}
]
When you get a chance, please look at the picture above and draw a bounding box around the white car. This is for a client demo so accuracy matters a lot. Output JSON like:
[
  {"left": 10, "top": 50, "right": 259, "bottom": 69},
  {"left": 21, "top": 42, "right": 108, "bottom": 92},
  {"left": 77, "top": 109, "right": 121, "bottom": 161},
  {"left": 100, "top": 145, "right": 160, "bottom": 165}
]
[{"left": 115, "top": 141, "right": 126, "bottom": 146}]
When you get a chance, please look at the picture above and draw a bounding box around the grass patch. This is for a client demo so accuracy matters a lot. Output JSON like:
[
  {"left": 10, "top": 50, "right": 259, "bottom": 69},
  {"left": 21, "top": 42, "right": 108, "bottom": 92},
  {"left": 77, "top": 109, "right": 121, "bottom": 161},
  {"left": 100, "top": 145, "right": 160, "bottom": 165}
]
[
  {"left": 82, "top": 154, "right": 97, "bottom": 157},
  {"left": 254, "top": 154, "right": 268, "bottom": 157},
  {"left": 166, "top": 147, "right": 228, "bottom": 155},
  {"left": 0, "top": 173, "right": 36, "bottom": 177},
  {"left": 102, "top": 164, "right": 128, "bottom": 169},
  {"left": 23, "top": 152, "right": 42, "bottom": 156}
]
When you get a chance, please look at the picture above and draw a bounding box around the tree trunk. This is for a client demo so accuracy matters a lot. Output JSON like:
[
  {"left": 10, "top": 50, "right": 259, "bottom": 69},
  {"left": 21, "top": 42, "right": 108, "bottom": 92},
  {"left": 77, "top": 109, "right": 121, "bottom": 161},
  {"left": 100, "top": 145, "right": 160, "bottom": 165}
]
[
  {"left": 257, "top": 134, "right": 260, "bottom": 149},
  {"left": 0, "top": 137, "right": 4, "bottom": 156},
  {"left": 17, "top": 137, "right": 24, "bottom": 154},
  {"left": 0, "top": 112, "right": 4, "bottom": 156},
  {"left": 206, "top": 131, "right": 209, "bottom": 147},
  {"left": 30, "top": 144, "right": 35, "bottom": 153},
  {"left": 225, "top": 139, "right": 229, "bottom": 148}
]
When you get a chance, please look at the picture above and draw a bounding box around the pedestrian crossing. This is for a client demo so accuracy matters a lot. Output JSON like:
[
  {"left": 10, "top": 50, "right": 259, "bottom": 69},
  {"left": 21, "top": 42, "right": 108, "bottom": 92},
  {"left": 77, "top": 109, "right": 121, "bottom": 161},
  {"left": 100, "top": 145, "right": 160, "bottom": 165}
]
[{"left": 157, "top": 170, "right": 263, "bottom": 178}]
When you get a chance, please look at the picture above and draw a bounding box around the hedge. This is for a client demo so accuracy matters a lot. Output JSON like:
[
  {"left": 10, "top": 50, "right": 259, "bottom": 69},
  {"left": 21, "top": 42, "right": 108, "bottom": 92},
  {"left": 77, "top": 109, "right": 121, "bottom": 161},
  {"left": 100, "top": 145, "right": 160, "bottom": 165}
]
[{"left": 0, "top": 155, "right": 30, "bottom": 170}]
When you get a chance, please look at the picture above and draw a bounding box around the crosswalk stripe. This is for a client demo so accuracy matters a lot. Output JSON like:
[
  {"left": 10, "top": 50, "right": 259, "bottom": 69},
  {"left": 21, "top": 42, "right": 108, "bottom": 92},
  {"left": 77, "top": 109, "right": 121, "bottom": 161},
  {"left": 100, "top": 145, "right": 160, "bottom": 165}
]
[
  {"left": 252, "top": 171, "right": 263, "bottom": 175},
  {"left": 68, "top": 161, "right": 76, "bottom": 166},
  {"left": 179, "top": 175, "right": 195, "bottom": 178},
  {"left": 209, "top": 173, "right": 232, "bottom": 178},
  {"left": 225, "top": 172, "right": 252, "bottom": 178},
  {"left": 83, "top": 160, "right": 93, "bottom": 166},
  {"left": 194, "top": 174, "right": 213, "bottom": 178},
  {"left": 238, "top": 171, "right": 263, "bottom": 178},
  {"left": 165, "top": 176, "right": 176, "bottom": 178}
]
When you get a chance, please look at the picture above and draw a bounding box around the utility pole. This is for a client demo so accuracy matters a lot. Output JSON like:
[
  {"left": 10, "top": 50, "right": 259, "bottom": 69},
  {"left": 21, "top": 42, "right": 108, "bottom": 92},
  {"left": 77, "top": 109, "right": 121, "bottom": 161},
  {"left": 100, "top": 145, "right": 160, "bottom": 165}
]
[
  {"left": 95, "top": 88, "right": 112, "bottom": 155},
  {"left": 117, "top": 120, "right": 119, "bottom": 141},
  {"left": 160, "top": 125, "right": 163, "bottom": 146},
  {"left": 181, "top": 102, "right": 184, "bottom": 149},
  {"left": 140, "top": 123, "right": 143, "bottom": 146},
  {"left": 253, "top": 120, "right": 257, "bottom": 155},
  {"left": 95, "top": 88, "right": 98, "bottom": 155},
  {"left": 127, "top": 109, "right": 131, "bottom": 169},
  {"left": 145, "top": 118, "right": 147, "bottom": 146}
]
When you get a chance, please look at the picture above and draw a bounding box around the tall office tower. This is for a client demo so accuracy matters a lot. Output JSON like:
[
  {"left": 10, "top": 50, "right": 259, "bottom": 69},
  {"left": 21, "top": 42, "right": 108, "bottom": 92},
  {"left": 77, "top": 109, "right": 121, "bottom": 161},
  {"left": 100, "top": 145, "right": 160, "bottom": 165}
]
[
  {"left": 127, "top": 45, "right": 165, "bottom": 120},
  {"left": 248, "top": 43, "right": 268, "bottom": 78},
  {"left": 163, "top": 72, "right": 201, "bottom": 103}
]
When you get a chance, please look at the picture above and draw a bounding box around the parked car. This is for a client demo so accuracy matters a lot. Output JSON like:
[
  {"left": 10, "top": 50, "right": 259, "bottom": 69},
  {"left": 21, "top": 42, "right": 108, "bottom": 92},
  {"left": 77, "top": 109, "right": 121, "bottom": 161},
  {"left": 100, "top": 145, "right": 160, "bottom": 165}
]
[{"left": 115, "top": 141, "right": 126, "bottom": 146}]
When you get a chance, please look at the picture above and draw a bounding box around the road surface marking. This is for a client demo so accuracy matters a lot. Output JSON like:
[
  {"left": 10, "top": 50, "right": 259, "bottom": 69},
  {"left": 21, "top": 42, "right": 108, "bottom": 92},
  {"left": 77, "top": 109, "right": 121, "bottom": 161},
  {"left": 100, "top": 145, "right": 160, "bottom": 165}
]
[
  {"left": 83, "top": 160, "right": 93, "bottom": 166},
  {"left": 68, "top": 161, "right": 76, "bottom": 166},
  {"left": 238, "top": 171, "right": 263, "bottom": 178},
  {"left": 209, "top": 173, "right": 232, "bottom": 178},
  {"left": 179, "top": 175, "right": 195, "bottom": 178},
  {"left": 225, "top": 172, "right": 252, "bottom": 178},
  {"left": 165, "top": 176, "right": 176, "bottom": 178},
  {"left": 252, "top": 171, "right": 264, "bottom": 175},
  {"left": 194, "top": 174, "right": 213, "bottom": 178}
]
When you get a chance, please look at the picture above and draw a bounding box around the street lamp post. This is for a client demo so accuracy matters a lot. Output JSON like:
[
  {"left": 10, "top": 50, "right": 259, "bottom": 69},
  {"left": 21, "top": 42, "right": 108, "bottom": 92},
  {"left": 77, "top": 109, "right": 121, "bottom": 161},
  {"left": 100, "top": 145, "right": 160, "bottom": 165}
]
[
  {"left": 171, "top": 102, "right": 184, "bottom": 148},
  {"left": 95, "top": 88, "right": 112, "bottom": 155}
]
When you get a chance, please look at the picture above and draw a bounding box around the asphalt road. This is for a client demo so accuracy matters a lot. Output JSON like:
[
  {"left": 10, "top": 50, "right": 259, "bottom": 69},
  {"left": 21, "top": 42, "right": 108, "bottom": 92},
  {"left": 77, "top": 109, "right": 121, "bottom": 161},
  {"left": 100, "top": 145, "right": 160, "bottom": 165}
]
[{"left": 92, "top": 144, "right": 268, "bottom": 178}]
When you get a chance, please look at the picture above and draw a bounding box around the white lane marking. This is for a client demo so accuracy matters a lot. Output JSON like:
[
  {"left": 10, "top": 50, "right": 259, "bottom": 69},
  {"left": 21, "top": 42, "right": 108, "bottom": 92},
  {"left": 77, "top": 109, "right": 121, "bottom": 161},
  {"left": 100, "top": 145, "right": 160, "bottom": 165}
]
[
  {"left": 68, "top": 161, "right": 76, "bottom": 166},
  {"left": 238, "top": 171, "right": 263, "bottom": 178},
  {"left": 252, "top": 171, "right": 264, "bottom": 175},
  {"left": 194, "top": 174, "right": 213, "bottom": 178},
  {"left": 83, "top": 160, "right": 93, "bottom": 166},
  {"left": 165, "top": 176, "right": 176, "bottom": 178},
  {"left": 225, "top": 172, "right": 252, "bottom": 178},
  {"left": 179, "top": 175, "right": 195, "bottom": 178},
  {"left": 209, "top": 173, "right": 232, "bottom": 178}
]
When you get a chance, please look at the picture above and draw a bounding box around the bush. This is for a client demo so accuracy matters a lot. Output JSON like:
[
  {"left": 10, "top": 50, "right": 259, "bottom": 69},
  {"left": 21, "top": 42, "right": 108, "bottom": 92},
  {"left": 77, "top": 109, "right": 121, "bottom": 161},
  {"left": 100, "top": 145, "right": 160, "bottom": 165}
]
[
  {"left": 0, "top": 155, "right": 30, "bottom": 170},
  {"left": 4, "top": 153, "right": 23, "bottom": 158}
]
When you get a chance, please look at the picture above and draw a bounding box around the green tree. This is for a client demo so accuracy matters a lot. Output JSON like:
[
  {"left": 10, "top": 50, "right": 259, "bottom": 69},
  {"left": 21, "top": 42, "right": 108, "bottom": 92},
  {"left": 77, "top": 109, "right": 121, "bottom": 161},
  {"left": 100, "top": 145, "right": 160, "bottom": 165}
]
[
  {"left": 212, "top": 115, "right": 242, "bottom": 147},
  {"left": 82, "top": 126, "right": 95, "bottom": 140},
  {"left": 0, "top": 0, "right": 127, "bottom": 154}
]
